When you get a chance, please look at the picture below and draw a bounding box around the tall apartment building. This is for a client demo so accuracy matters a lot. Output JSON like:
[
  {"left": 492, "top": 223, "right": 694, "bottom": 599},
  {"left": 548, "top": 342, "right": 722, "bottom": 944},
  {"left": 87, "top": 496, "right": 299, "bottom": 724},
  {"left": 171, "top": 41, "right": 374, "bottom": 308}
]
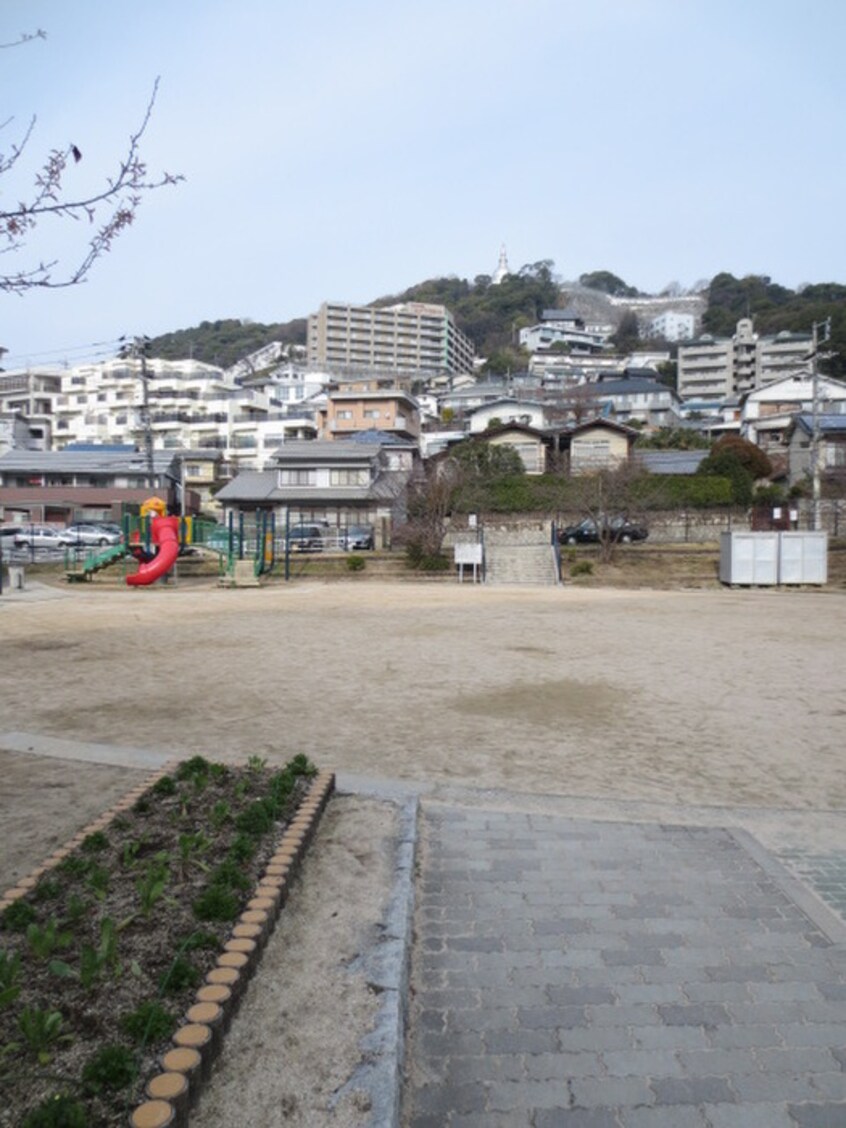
[
  {"left": 677, "top": 318, "right": 811, "bottom": 406},
  {"left": 307, "top": 301, "right": 475, "bottom": 378}
]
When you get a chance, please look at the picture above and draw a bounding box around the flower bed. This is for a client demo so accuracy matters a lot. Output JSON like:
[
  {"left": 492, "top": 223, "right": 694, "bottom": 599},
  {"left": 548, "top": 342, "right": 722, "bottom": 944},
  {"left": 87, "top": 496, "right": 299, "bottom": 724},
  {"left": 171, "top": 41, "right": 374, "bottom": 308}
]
[{"left": 0, "top": 754, "right": 331, "bottom": 1127}]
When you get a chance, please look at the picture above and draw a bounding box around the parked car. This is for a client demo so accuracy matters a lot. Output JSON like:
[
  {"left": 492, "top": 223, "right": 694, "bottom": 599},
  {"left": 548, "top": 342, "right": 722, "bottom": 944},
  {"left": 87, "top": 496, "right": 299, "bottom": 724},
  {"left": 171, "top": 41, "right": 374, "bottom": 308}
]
[
  {"left": 0, "top": 524, "right": 24, "bottom": 543},
  {"left": 342, "top": 524, "right": 374, "bottom": 551},
  {"left": 58, "top": 523, "right": 123, "bottom": 547},
  {"left": 558, "top": 516, "right": 649, "bottom": 545},
  {"left": 13, "top": 524, "right": 65, "bottom": 549},
  {"left": 288, "top": 523, "right": 326, "bottom": 552}
]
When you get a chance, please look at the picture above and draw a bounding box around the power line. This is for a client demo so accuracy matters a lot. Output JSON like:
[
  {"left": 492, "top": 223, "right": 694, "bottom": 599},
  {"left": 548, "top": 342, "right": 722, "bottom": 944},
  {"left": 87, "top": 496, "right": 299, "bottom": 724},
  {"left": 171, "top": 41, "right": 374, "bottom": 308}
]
[{"left": 1, "top": 336, "right": 126, "bottom": 367}]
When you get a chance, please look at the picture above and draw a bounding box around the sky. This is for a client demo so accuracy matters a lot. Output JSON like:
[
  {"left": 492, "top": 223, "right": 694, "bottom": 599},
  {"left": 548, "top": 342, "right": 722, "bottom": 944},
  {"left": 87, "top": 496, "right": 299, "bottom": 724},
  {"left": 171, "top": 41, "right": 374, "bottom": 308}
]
[{"left": 2, "top": 0, "right": 845, "bottom": 368}]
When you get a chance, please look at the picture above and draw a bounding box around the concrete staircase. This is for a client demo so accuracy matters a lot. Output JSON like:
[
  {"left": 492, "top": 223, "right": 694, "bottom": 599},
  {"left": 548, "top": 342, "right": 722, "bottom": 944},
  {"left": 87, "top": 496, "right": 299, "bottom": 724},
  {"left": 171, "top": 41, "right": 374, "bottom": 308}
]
[{"left": 483, "top": 524, "right": 559, "bottom": 586}]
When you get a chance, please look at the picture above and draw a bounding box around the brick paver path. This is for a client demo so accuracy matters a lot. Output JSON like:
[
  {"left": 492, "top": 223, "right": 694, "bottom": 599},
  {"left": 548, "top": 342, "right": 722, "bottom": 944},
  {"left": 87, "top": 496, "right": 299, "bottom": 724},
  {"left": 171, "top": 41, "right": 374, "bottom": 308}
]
[{"left": 404, "top": 805, "right": 846, "bottom": 1127}]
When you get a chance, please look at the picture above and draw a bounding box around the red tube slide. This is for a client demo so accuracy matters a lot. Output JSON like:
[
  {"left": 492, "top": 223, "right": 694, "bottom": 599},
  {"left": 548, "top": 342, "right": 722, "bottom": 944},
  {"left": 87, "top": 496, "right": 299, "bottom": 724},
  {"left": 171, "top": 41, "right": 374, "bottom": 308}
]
[{"left": 126, "top": 516, "right": 180, "bottom": 586}]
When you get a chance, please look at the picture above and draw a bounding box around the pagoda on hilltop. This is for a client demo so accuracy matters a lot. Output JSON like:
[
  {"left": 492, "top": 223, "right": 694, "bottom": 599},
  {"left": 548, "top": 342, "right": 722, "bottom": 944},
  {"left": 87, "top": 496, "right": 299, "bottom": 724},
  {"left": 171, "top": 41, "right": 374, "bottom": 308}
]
[{"left": 492, "top": 244, "right": 510, "bottom": 285}]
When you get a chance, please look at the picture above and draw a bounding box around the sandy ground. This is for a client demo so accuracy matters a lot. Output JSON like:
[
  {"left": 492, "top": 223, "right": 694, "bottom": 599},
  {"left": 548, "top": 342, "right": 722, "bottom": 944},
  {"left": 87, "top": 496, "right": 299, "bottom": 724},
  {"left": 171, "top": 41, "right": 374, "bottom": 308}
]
[{"left": 2, "top": 579, "right": 846, "bottom": 1122}]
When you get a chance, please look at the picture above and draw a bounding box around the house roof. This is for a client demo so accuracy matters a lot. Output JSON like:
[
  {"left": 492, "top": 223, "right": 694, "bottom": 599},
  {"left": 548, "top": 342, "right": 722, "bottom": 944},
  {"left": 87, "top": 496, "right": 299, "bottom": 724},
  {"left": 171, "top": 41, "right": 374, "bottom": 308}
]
[
  {"left": 267, "top": 440, "right": 383, "bottom": 465},
  {"left": 789, "top": 412, "right": 846, "bottom": 437},
  {"left": 215, "top": 467, "right": 409, "bottom": 505},
  {"left": 592, "top": 376, "right": 675, "bottom": 398},
  {"left": 0, "top": 449, "right": 180, "bottom": 474},
  {"left": 634, "top": 449, "right": 709, "bottom": 475}
]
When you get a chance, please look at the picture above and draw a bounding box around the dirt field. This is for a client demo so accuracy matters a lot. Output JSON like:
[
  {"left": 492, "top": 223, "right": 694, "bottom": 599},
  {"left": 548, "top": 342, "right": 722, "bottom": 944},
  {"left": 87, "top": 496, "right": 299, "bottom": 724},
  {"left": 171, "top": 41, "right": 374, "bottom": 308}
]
[{"left": 2, "top": 579, "right": 845, "bottom": 824}]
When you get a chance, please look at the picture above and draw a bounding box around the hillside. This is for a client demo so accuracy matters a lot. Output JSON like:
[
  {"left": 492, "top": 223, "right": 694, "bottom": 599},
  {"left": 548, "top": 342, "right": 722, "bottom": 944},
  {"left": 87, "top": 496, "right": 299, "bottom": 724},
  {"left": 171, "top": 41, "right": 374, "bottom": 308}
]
[{"left": 146, "top": 265, "right": 846, "bottom": 379}]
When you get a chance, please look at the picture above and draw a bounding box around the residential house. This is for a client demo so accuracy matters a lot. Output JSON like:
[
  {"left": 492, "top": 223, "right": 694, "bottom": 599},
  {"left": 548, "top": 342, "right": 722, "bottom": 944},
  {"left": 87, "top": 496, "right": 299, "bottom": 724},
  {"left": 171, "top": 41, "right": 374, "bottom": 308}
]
[
  {"left": 0, "top": 447, "right": 190, "bottom": 525},
  {"left": 562, "top": 418, "right": 639, "bottom": 475},
  {"left": 316, "top": 384, "right": 421, "bottom": 443},
  {"left": 215, "top": 440, "right": 410, "bottom": 545},
  {"left": 467, "top": 398, "right": 550, "bottom": 435},
  {"left": 475, "top": 423, "right": 552, "bottom": 475},
  {"left": 741, "top": 372, "right": 846, "bottom": 452},
  {"left": 786, "top": 414, "right": 846, "bottom": 488}
]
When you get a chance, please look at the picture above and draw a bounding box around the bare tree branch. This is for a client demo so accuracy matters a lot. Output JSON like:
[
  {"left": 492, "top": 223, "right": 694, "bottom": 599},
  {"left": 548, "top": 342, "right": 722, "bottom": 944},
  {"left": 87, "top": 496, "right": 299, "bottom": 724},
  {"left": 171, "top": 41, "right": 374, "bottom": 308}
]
[{"left": 1, "top": 73, "right": 183, "bottom": 294}]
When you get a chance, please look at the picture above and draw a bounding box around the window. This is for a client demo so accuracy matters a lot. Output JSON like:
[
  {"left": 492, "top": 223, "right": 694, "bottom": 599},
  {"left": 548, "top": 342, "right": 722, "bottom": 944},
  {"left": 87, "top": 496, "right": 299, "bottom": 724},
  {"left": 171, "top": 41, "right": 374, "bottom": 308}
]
[
  {"left": 335, "top": 410, "right": 353, "bottom": 420},
  {"left": 330, "top": 468, "right": 369, "bottom": 486},
  {"left": 278, "top": 468, "right": 316, "bottom": 486},
  {"left": 363, "top": 409, "right": 381, "bottom": 419}
]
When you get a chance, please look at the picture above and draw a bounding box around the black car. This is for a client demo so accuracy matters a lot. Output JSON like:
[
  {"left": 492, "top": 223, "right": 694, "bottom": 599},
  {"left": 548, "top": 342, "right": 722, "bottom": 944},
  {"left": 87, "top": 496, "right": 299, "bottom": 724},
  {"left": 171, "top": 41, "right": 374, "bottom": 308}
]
[
  {"left": 558, "top": 517, "right": 648, "bottom": 545},
  {"left": 342, "top": 524, "right": 374, "bottom": 551}
]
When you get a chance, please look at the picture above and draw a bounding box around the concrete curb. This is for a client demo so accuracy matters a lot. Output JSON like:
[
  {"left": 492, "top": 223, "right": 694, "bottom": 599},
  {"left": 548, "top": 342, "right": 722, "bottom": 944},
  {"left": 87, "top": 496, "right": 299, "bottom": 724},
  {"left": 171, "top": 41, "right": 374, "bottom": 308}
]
[{"left": 332, "top": 793, "right": 419, "bottom": 1128}]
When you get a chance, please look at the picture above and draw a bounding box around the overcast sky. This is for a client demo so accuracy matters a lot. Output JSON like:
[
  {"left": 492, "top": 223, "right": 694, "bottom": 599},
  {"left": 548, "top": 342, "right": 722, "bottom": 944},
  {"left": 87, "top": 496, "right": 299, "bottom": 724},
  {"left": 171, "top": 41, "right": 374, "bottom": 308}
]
[{"left": 3, "top": 0, "right": 844, "bottom": 368}]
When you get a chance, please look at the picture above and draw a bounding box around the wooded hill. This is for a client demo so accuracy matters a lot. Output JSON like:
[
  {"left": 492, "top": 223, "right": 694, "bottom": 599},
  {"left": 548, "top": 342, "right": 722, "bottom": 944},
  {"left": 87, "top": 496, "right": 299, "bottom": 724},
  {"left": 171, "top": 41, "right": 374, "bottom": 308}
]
[{"left": 146, "top": 265, "right": 846, "bottom": 379}]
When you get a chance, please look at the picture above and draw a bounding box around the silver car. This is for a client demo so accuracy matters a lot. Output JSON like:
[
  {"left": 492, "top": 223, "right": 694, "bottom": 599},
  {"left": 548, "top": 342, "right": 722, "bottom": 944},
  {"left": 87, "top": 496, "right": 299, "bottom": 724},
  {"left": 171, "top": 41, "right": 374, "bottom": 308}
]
[
  {"left": 13, "top": 524, "right": 65, "bottom": 549},
  {"left": 58, "top": 523, "right": 123, "bottom": 547}
]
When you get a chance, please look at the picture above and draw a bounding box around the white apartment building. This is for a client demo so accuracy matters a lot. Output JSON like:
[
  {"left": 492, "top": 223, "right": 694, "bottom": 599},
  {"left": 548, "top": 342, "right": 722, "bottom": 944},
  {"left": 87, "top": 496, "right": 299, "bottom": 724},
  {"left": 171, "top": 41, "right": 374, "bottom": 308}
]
[
  {"left": 47, "top": 356, "right": 333, "bottom": 471},
  {"left": 645, "top": 311, "right": 695, "bottom": 342},
  {"left": 677, "top": 318, "right": 811, "bottom": 405},
  {"left": 307, "top": 301, "right": 476, "bottom": 377},
  {"left": 0, "top": 368, "right": 63, "bottom": 449}
]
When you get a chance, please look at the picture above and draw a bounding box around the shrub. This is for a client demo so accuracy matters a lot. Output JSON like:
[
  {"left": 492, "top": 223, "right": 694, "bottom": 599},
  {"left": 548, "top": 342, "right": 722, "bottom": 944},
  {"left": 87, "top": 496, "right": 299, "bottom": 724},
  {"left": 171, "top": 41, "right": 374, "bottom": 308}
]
[
  {"left": 151, "top": 775, "right": 177, "bottom": 797},
  {"left": 120, "top": 1000, "right": 176, "bottom": 1044},
  {"left": 81, "top": 831, "right": 109, "bottom": 853},
  {"left": 81, "top": 1045, "right": 138, "bottom": 1094},
  {"left": 158, "top": 955, "right": 200, "bottom": 994},
  {"left": 23, "top": 1094, "right": 88, "bottom": 1128},
  {"left": 192, "top": 886, "right": 239, "bottom": 922},
  {"left": 570, "top": 560, "right": 593, "bottom": 577},
  {"left": 346, "top": 554, "right": 366, "bottom": 572},
  {"left": 2, "top": 900, "right": 36, "bottom": 932}
]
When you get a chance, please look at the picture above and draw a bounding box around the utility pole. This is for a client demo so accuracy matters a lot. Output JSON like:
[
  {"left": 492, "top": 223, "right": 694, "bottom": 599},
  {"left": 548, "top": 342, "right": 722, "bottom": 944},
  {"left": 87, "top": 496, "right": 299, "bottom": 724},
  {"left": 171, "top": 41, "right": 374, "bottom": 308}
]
[{"left": 808, "top": 318, "right": 831, "bottom": 531}]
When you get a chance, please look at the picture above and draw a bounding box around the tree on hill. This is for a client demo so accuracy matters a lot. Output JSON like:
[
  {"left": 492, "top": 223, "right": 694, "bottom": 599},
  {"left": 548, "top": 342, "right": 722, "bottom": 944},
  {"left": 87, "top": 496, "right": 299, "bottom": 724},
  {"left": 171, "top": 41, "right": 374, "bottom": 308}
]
[
  {"left": 146, "top": 317, "right": 307, "bottom": 369},
  {"left": 578, "top": 270, "right": 641, "bottom": 298},
  {"left": 702, "top": 272, "right": 846, "bottom": 380}
]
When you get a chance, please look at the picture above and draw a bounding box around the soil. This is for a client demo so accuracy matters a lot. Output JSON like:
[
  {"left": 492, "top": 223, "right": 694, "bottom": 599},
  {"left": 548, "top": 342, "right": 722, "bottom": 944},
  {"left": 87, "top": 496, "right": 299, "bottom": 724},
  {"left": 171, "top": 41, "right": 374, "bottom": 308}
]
[{"left": 0, "top": 756, "right": 315, "bottom": 1127}]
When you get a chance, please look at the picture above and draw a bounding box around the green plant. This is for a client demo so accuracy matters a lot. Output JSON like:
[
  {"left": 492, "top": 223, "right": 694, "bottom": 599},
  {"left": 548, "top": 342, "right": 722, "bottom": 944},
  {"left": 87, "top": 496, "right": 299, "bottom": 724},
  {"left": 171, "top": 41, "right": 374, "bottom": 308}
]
[
  {"left": 120, "top": 1000, "right": 176, "bottom": 1045},
  {"left": 85, "top": 864, "right": 110, "bottom": 901},
  {"left": 0, "top": 949, "right": 21, "bottom": 1009},
  {"left": 56, "top": 855, "right": 91, "bottom": 879},
  {"left": 192, "top": 885, "right": 239, "bottom": 922},
  {"left": 121, "top": 839, "right": 142, "bottom": 868},
  {"left": 228, "top": 833, "right": 257, "bottom": 864},
  {"left": 180, "top": 929, "right": 220, "bottom": 951},
  {"left": 210, "top": 800, "right": 231, "bottom": 829},
  {"left": 135, "top": 853, "right": 170, "bottom": 917},
  {"left": 346, "top": 553, "right": 365, "bottom": 572},
  {"left": 246, "top": 754, "right": 268, "bottom": 773},
  {"left": 132, "top": 795, "right": 151, "bottom": 815},
  {"left": 18, "top": 1007, "right": 71, "bottom": 1064},
  {"left": 81, "top": 1044, "right": 138, "bottom": 1094},
  {"left": 176, "top": 755, "right": 211, "bottom": 782},
  {"left": 570, "top": 560, "right": 594, "bottom": 577},
  {"left": 158, "top": 954, "right": 200, "bottom": 994},
  {"left": 81, "top": 830, "right": 108, "bottom": 853},
  {"left": 22, "top": 1094, "right": 88, "bottom": 1128},
  {"left": 63, "top": 894, "right": 89, "bottom": 929},
  {"left": 32, "top": 878, "right": 61, "bottom": 903},
  {"left": 80, "top": 918, "right": 119, "bottom": 989},
  {"left": 235, "top": 799, "right": 274, "bottom": 837},
  {"left": 209, "top": 762, "right": 230, "bottom": 783},
  {"left": 2, "top": 899, "right": 36, "bottom": 932},
  {"left": 151, "top": 774, "right": 177, "bottom": 797},
  {"left": 178, "top": 831, "right": 210, "bottom": 871},
  {"left": 26, "top": 919, "right": 72, "bottom": 961}
]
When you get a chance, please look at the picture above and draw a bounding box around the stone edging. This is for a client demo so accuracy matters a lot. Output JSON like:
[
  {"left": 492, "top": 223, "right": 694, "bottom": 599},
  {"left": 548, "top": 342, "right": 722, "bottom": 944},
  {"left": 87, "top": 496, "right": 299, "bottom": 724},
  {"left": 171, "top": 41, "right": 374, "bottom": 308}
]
[{"left": 0, "top": 761, "right": 336, "bottom": 1128}]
